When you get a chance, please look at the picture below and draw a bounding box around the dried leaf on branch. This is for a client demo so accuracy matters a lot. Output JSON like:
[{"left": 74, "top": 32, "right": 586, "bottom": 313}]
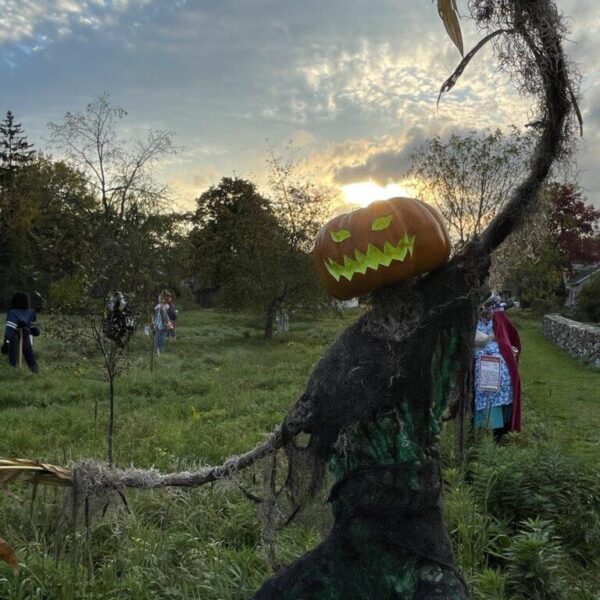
[
  {"left": 0, "top": 458, "right": 73, "bottom": 489},
  {"left": 437, "top": 0, "right": 464, "bottom": 56}
]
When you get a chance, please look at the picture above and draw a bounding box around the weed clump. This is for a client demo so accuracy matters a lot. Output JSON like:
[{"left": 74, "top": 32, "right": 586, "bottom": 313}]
[{"left": 444, "top": 433, "right": 600, "bottom": 599}]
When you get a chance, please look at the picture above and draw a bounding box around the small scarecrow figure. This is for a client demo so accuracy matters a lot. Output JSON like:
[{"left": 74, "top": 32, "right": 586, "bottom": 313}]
[
  {"left": 102, "top": 291, "right": 135, "bottom": 347},
  {"left": 1, "top": 291, "right": 40, "bottom": 372},
  {"left": 473, "top": 295, "right": 522, "bottom": 437}
]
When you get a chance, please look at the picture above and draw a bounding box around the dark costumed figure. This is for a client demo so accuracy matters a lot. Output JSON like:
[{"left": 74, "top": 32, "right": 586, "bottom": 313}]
[
  {"left": 102, "top": 291, "right": 135, "bottom": 347},
  {"left": 249, "top": 2, "right": 576, "bottom": 597},
  {"left": 255, "top": 197, "right": 477, "bottom": 598},
  {"left": 1, "top": 291, "right": 40, "bottom": 372}
]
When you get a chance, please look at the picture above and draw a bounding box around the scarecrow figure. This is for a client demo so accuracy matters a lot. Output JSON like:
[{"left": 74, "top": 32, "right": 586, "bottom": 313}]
[
  {"left": 473, "top": 296, "right": 522, "bottom": 437},
  {"left": 250, "top": 0, "right": 576, "bottom": 586},
  {"left": 102, "top": 291, "right": 134, "bottom": 347},
  {"left": 1, "top": 291, "right": 40, "bottom": 372},
  {"left": 254, "top": 198, "right": 477, "bottom": 598}
]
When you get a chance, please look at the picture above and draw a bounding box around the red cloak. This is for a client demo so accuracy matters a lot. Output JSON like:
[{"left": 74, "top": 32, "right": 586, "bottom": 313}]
[{"left": 492, "top": 311, "right": 522, "bottom": 432}]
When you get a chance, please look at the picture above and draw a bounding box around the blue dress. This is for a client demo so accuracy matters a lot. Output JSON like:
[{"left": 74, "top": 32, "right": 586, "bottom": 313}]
[{"left": 474, "top": 319, "right": 512, "bottom": 429}]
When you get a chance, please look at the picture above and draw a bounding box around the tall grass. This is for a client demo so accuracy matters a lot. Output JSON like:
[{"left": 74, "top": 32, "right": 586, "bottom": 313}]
[{"left": 1, "top": 308, "right": 599, "bottom": 598}]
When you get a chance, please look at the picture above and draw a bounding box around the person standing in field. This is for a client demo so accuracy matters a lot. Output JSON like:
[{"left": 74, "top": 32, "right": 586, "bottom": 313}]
[
  {"left": 165, "top": 292, "right": 178, "bottom": 340},
  {"left": 473, "top": 295, "right": 522, "bottom": 439},
  {"left": 1, "top": 291, "right": 41, "bottom": 372}
]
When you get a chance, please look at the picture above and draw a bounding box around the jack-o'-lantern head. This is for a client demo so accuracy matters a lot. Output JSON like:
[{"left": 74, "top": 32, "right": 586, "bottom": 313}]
[{"left": 314, "top": 197, "right": 451, "bottom": 299}]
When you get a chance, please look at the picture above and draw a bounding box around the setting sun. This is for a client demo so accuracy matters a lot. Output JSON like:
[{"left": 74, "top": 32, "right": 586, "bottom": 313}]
[{"left": 341, "top": 181, "right": 416, "bottom": 207}]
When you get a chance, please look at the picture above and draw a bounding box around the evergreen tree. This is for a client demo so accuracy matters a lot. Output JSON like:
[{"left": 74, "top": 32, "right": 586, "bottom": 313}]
[
  {"left": 0, "top": 111, "right": 35, "bottom": 177},
  {"left": 0, "top": 112, "right": 36, "bottom": 304}
]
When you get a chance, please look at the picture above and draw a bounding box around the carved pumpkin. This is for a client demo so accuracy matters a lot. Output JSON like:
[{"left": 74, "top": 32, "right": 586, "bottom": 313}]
[{"left": 314, "top": 197, "right": 451, "bottom": 299}]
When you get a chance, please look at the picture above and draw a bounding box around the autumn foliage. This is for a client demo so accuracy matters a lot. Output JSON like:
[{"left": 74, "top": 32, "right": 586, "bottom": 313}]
[{"left": 551, "top": 184, "right": 600, "bottom": 268}]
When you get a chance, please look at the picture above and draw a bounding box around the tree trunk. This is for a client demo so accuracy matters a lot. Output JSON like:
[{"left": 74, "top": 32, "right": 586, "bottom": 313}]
[
  {"left": 264, "top": 286, "right": 288, "bottom": 341},
  {"left": 107, "top": 375, "right": 115, "bottom": 467},
  {"left": 264, "top": 302, "right": 276, "bottom": 341}
]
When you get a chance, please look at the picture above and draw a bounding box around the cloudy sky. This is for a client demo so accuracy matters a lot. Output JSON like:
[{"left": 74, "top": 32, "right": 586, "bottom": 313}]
[{"left": 1, "top": 0, "right": 599, "bottom": 210}]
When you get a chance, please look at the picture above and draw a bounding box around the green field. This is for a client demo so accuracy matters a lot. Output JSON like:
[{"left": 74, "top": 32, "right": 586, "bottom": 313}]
[{"left": 1, "top": 309, "right": 599, "bottom": 599}]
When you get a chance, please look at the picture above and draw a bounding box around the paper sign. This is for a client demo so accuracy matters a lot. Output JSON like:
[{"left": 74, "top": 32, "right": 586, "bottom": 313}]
[{"left": 478, "top": 355, "right": 501, "bottom": 391}]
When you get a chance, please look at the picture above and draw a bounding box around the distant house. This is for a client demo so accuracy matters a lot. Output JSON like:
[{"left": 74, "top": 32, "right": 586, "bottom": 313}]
[
  {"left": 181, "top": 276, "right": 220, "bottom": 307},
  {"left": 565, "top": 264, "right": 600, "bottom": 310}
]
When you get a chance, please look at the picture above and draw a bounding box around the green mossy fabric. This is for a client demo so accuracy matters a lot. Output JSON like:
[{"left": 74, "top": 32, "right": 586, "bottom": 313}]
[
  {"left": 254, "top": 251, "right": 485, "bottom": 599},
  {"left": 255, "top": 331, "right": 468, "bottom": 599}
]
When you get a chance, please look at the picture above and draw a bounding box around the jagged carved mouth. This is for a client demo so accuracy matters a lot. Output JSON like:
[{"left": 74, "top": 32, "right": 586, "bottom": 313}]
[{"left": 324, "top": 234, "right": 416, "bottom": 282}]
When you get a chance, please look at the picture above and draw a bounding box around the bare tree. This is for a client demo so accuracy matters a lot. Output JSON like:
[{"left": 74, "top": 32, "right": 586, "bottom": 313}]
[
  {"left": 45, "top": 301, "right": 134, "bottom": 468},
  {"left": 409, "top": 128, "right": 534, "bottom": 249},
  {"left": 87, "top": 316, "right": 131, "bottom": 468},
  {"left": 260, "top": 146, "right": 334, "bottom": 339},
  {"left": 266, "top": 144, "right": 333, "bottom": 254},
  {"left": 48, "top": 94, "right": 176, "bottom": 221}
]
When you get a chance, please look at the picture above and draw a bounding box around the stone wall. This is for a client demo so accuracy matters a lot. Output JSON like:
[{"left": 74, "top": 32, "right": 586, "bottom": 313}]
[{"left": 542, "top": 314, "right": 600, "bottom": 367}]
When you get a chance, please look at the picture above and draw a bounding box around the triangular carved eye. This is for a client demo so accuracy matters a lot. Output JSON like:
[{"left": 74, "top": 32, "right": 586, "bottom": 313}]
[
  {"left": 371, "top": 215, "right": 393, "bottom": 231},
  {"left": 330, "top": 229, "right": 352, "bottom": 242}
]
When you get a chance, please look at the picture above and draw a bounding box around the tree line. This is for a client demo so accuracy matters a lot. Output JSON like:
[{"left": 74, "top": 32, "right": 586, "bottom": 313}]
[
  {"left": 2, "top": 97, "right": 599, "bottom": 336},
  {"left": 0, "top": 99, "right": 331, "bottom": 339}
]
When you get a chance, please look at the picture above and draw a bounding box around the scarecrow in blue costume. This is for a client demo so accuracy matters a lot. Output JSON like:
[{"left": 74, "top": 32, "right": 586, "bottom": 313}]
[
  {"left": 1, "top": 291, "right": 40, "bottom": 372},
  {"left": 473, "top": 296, "right": 522, "bottom": 437}
]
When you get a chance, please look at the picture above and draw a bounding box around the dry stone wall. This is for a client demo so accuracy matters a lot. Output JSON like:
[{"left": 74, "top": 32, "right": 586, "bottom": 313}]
[{"left": 542, "top": 314, "right": 600, "bottom": 367}]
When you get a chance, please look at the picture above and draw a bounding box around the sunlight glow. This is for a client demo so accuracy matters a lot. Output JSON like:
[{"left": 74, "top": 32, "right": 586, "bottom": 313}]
[{"left": 341, "top": 181, "right": 416, "bottom": 207}]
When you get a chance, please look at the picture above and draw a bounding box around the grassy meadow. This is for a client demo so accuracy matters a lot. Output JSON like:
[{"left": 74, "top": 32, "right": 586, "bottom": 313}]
[{"left": 0, "top": 308, "right": 599, "bottom": 599}]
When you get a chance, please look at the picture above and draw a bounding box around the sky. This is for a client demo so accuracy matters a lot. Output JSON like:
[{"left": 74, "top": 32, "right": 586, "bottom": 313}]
[{"left": 1, "top": 0, "right": 599, "bottom": 211}]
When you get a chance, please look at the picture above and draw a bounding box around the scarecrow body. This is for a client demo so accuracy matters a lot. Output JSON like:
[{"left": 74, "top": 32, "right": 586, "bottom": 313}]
[
  {"left": 102, "top": 291, "right": 134, "bottom": 347},
  {"left": 255, "top": 226, "right": 484, "bottom": 599}
]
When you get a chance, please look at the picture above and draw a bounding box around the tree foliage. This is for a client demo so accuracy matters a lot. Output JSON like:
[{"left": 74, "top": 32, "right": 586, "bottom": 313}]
[
  {"left": 0, "top": 111, "right": 39, "bottom": 303},
  {"left": 409, "top": 128, "right": 533, "bottom": 249},
  {"left": 190, "top": 174, "right": 328, "bottom": 339},
  {"left": 0, "top": 111, "right": 35, "bottom": 178},
  {"left": 0, "top": 102, "right": 186, "bottom": 309},
  {"left": 492, "top": 183, "right": 600, "bottom": 311},
  {"left": 552, "top": 184, "right": 600, "bottom": 267},
  {"left": 575, "top": 276, "right": 600, "bottom": 323}
]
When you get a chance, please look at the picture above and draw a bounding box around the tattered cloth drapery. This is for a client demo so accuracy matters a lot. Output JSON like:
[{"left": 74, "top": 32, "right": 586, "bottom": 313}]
[{"left": 253, "top": 253, "right": 486, "bottom": 599}]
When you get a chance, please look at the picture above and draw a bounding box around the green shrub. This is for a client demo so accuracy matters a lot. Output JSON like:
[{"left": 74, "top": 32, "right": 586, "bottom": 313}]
[
  {"left": 444, "top": 434, "right": 600, "bottom": 599},
  {"left": 48, "top": 273, "right": 88, "bottom": 309},
  {"left": 575, "top": 276, "right": 600, "bottom": 323},
  {"left": 503, "top": 518, "right": 569, "bottom": 600},
  {"left": 444, "top": 466, "right": 509, "bottom": 581},
  {"left": 469, "top": 440, "right": 600, "bottom": 564},
  {"left": 472, "top": 568, "right": 507, "bottom": 599}
]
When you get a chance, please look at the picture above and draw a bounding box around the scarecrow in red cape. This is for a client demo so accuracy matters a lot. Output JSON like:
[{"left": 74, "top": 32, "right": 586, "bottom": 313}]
[{"left": 473, "top": 295, "right": 522, "bottom": 437}]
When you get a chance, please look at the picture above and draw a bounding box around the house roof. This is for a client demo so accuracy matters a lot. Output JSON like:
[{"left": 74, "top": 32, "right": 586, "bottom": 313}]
[{"left": 567, "top": 264, "right": 600, "bottom": 286}]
